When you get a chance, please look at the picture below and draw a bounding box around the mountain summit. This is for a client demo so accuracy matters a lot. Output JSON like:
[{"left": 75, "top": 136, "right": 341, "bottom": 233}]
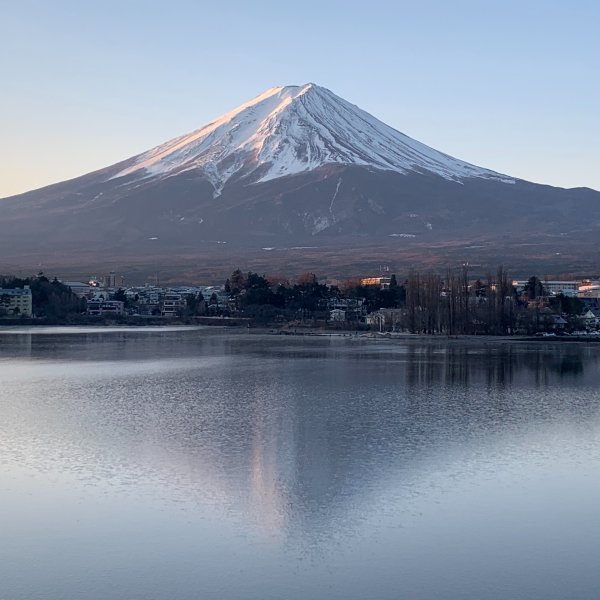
[
  {"left": 0, "top": 84, "right": 598, "bottom": 278},
  {"left": 113, "top": 83, "right": 513, "bottom": 196}
]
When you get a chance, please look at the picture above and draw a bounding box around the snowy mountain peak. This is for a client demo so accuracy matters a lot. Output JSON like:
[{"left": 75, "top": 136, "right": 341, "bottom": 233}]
[{"left": 112, "top": 83, "right": 514, "bottom": 195}]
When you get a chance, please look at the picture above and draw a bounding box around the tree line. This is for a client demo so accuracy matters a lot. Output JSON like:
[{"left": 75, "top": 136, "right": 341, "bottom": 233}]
[
  {"left": 222, "top": 267, "right": 585, "bottom": 334},
  {"left": 404, "top": 266, "right": 515, "bottom": 335},
  {"left": 1, "top": 268, "right": 586, "bottom": 333}
]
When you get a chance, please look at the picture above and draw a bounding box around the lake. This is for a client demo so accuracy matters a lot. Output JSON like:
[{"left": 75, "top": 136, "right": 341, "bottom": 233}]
[{"left": 1, "top": 327, "right": 599, "bottom": 599}]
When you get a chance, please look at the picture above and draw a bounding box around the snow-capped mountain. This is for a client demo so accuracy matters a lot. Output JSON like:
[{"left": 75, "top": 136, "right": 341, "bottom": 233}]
[
  {"left": 112, "top": 83, "right": 513, "bottom": 195},
  {"left": 0, "top": 83, "right": 598, "bottom": 278}
]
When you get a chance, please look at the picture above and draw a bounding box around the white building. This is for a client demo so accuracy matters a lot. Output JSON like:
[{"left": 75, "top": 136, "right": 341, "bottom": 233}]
[
  {"left": 0, "top": 286, "right": 33, "bottom": 317},
  {"left": 512, "top": 280, "right": 579, "bottom": 296},
  {"left": 161, "top": 293, "right": 186, "bottom": 317}
]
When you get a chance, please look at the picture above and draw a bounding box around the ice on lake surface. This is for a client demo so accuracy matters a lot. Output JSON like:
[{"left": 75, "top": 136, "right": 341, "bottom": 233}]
[{"left": 1, "top": 328, "right": 599, "bottom": 599}]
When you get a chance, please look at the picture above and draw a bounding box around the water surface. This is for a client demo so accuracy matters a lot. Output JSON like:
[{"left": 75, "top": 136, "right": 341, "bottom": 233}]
[{"left": 1, "top": 328, "right": 599, "bottom": 599}]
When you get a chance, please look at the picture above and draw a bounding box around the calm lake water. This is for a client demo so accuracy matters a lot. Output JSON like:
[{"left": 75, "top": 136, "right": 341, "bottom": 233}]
[{"left": 1, "top": 327, "right": 599, "bottom": 600}]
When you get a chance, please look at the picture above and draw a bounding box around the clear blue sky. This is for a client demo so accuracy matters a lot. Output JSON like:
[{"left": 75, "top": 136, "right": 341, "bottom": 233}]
[{"left": 2, "top": 0, "right": 598, "bottom": 197}]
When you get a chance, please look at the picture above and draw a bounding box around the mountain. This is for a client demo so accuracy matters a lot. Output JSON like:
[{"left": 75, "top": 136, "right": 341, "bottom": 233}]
[{"left": 1, "top": 83, "right": 599, "bottom": 280}]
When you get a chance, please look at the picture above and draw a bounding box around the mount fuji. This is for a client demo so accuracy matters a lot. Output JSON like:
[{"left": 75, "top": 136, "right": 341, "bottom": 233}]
[{"left": 1, "top": 83, "right": 599, "bottom": 279}]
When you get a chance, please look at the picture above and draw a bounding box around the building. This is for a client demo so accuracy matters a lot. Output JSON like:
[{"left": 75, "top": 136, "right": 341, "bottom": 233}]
[
  {"left": 329, "top": 309, "right": 346, "bottom": 322},
  {"left": 578, "top": 282, "right": 600, "bottom": 299},
  {"left": 361, "top": 276, "right": 392, "bottom": 290},
  {"left": 86, "top": 300, "right": 124, "bottom": 316},
  {"left": 326, "top": 297, "right": 366, "bottom": 320},
  {"left": 161, "top": 293, "right": 186, "bottom": 317},
  {"left": 580, "top": 309, "right": 600, "bottom": 329},
  {"left": 102, "top": 272, "right": 124, "bottom": 289},
  {"left": 0, "top": 286, "right": 33, "bottom": 317},
  {"left": 366, "top": 312, "right": 385, "bottom": 329},
  {"left": 512, "top": 280, "right": 579, "bottom": 296},
  {"left": 366, "top": 308, "right": 404, "bottom": 331}
]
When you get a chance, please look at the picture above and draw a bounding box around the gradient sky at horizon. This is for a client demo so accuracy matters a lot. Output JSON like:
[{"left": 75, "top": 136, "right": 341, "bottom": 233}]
[{"left": 1, "top": 0, "right": 599, "bottom": 197}]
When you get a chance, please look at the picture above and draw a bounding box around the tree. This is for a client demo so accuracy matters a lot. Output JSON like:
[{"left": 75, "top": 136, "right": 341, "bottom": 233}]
[
  {"left": 244, "top": 279, "right": 275, "bottom": 307},
  {"left": 340, "top": 278, "right": 363, "bottom": 295},
  {"left": 494, "top": 266, "right": 513, "bottom": 335},
  {"left": 266, "top": 275, "right": 289, "bottom": 288},
  {"left": 525, "top": 276, "right": 545, "bottom": 300},
  {"left": 297, "top": 272, "right": 317, "bottom": 286},
  {"left": 549, "top": 294, "right": 583, "bottom": 316},
  {"left": 229, "top": 269, "right": 245, "bottom": 294},
  {"left": 196, "top": 291, "right": 206, "bottom": 315},
  {"left": 185, "top": 293, "right": 200, "bottom": 315},
  {"left": 112, "top": 288, "right": 127, "bottom": 304},
  {"left": 406, "top": 270, "right": 421, "bottom": 333},
  {"left": 244, "top": 272, "right": 270, "bottom": 291}
]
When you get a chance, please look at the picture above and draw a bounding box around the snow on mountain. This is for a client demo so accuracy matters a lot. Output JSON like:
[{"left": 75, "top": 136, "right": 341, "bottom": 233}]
[{"left": 112, "top": 83, "right": 514, "bottom": 195}]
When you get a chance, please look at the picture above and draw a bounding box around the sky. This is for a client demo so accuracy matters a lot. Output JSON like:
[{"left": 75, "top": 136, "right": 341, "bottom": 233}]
[{"left": 1, "top": 0, "right": 599, "bottom": 197}]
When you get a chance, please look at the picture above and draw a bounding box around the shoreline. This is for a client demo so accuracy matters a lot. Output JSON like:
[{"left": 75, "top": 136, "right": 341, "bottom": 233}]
[
  {"left": 1, "top": 322, "right": 599, "bottom": 344},
  {"left": 262, "top": 329, "right": 600, "bottom": 344}
]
